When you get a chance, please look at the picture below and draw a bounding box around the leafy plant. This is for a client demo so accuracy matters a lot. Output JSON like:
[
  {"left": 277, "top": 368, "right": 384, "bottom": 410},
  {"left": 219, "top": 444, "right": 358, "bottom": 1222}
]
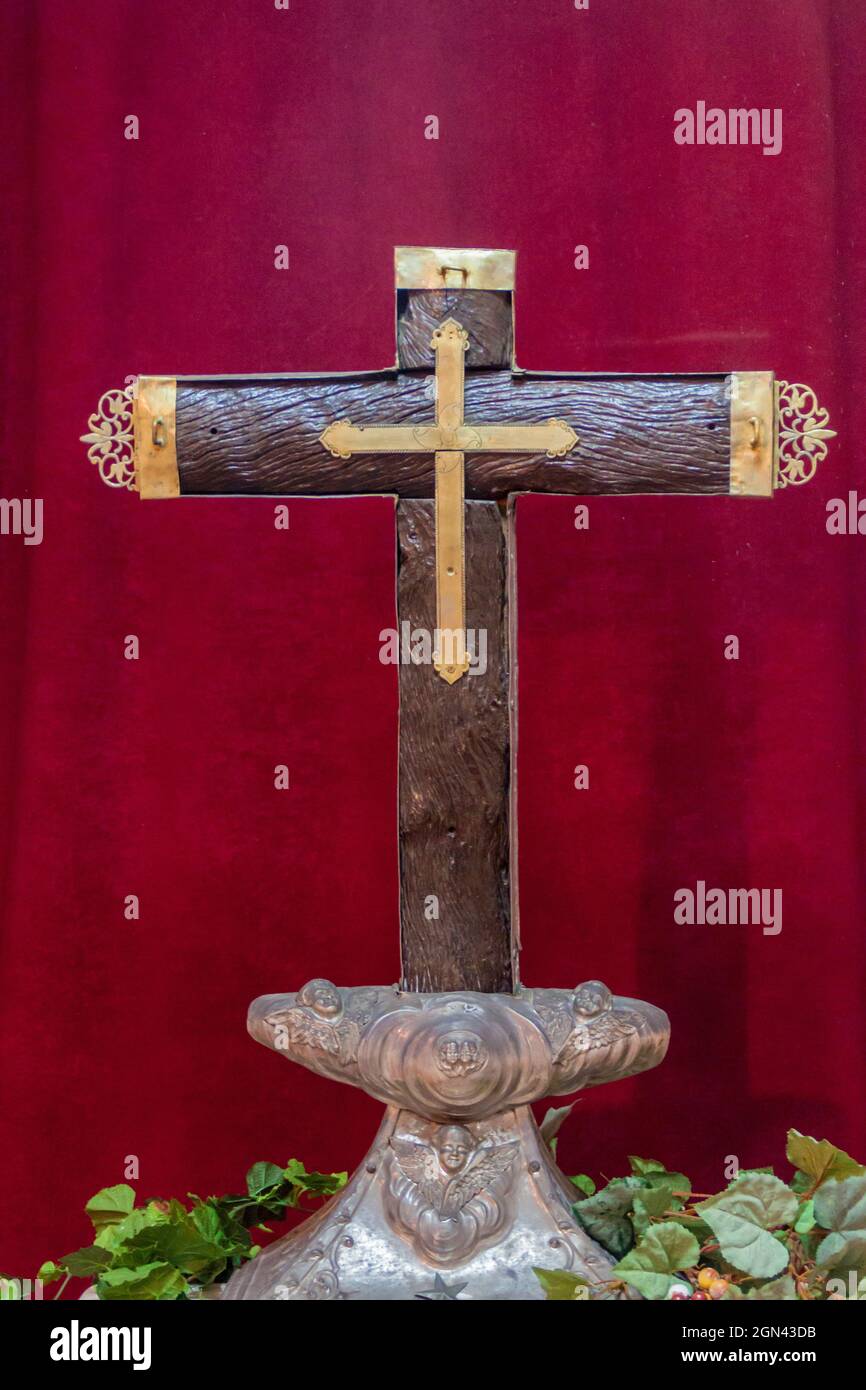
[
  {"left": 535, "top": 1126, "right": 866, "bottom": 1301},
  {"left": 37, "top": 1159, "right": 347, "bottom": 1301}
]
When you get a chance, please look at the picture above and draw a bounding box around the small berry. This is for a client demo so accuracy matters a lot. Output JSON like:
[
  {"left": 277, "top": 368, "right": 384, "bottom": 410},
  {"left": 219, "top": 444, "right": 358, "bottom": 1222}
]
[
  {"left": 697, "top": 1267, "right": 716, "bottom": 1290},
  {"left": 691, "top": 1291, "right": 711, "bottom": 1300},
  {"left": 709, "top": 1279, "right": 729, "bottom": 1300},
  {"left": 668, "top": 1283, "right": 690, "bottom": 1300}
]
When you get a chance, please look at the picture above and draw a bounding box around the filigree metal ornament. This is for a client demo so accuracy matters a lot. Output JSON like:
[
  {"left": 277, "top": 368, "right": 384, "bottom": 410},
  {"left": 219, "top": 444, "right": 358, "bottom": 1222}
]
[
  {"left": 776, "top": 381, "right": 836, "bottom": 488},
  {"left": 221, "top": 978, "right": 668, "bottom": 1300},
  {"left": 80, "top": 387, "right": 137, "bottom": 490}
]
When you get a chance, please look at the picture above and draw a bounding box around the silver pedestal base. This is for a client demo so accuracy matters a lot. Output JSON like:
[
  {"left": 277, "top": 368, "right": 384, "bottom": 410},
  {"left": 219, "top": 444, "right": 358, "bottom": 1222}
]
[
  {"left": 224, "top": 1105, "right": 620, "bottom": 1301},
  {"left": 223, "top": 980, "right": 668, "bottom": 1300}
]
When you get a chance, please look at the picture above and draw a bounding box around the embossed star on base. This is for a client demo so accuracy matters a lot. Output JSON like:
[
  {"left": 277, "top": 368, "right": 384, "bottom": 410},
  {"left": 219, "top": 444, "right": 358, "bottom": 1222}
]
[{"left": 415, "top": 1273, "right": 469, "bottom": 1301}]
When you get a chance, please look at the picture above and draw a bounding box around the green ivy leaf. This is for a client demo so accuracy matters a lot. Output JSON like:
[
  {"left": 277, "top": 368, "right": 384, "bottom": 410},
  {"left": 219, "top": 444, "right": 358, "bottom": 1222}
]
[
  {"left": 94, "top": 1207, "right": 159, "bottom": 1253},
  {"left": 748, "top": 1275, "right": 798, "bottom": 1300},
  {"left": 246, "top": 1162, "right": 284, "bottom": 1196},
  {"left": 628, "top": 1156, "right": 667, "bottom": 1177},
  {"left": 280, "top": 1160, "right": 348, "bottom": 1208},
  {"left": 673, "top": 1211, "right": 715, "bottom": 1246},
  {"left": 189, "top": 1202, "right": 223, "bottom": 1244},
  {"left": 726, "top": 1275, "right": 797, "bottom": 1301},
  {"left": 697, "top": 1174, "right": 797, "bottom": 1278},
  {"left": 97, "top": 1262, "right": 188, "bottom": 1301},
  {"left": 814, "top": 1175, "right": 866, "bottom": 1273},
  {"left": 146, "top": 1198, "right": 187, "bottom": 1222},
  {"left": 539, "top": 1104, "right": 575, "bottom": 1150},
  {"left": 787, "top": 1130, "right": 865, "bottom": 1191},
  {"left": 794, "top": 1199, "right": 816, "bottom": 1235},
  {"left": 123, "top": 1213, "right": 227, "bottom": 1281},
  {"left": 632, "top": 1184, "right": 681, "bottom": 1239},
  {"left": 36, "top": 1261, "right": 63, "bottom": 1286},
  {"left": 612, "top": 1222, "right": 700, "bottom": 1299},
  {"left": 191, "top": 1201, "right": 251, "bottom": 1260},
  {"left": 84, "top": 1184, "right": 136, "bottom": 1233},
  {"left": 573, "top": 1180, "right": 641, "bottom": 1257},
  {"left": 293, "top": 1169, "right": 348, "bottom": 1198},
  {"left": 58, "top": 1246, "right": 113, "bottom": 1279},
  {"left": 533, "top": 1268, "right": 590, "bottom": 1300},
  {"left": 628, "top": 1156, "right": 690, "bottom": 1195},
  {"left": 570, "top": 1174, "right": 597, "bottom": 1197}
]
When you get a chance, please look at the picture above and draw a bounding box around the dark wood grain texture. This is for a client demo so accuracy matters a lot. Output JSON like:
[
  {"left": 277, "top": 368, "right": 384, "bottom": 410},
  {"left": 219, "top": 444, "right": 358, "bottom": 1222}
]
[
  {"left": 176, "top": 373, "right": 730, "bottom": 499},
  {"left": 397, "top": 289, "right": 513, "bottom": 369},
  {"left": 397, "top": 500, "right": 513, "bottom": 993}
]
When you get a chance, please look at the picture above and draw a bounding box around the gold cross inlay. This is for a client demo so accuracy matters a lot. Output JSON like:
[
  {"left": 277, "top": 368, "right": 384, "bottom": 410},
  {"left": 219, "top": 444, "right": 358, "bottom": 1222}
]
[{"left": 319, "top": 319, "right": 579, "bottom": 684}]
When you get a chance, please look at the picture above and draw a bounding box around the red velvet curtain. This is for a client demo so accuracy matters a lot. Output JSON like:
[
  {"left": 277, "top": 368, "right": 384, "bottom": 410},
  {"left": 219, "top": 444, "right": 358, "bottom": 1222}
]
[{"left": 2, "top": 0, "right": 864, "bottom": 1278}]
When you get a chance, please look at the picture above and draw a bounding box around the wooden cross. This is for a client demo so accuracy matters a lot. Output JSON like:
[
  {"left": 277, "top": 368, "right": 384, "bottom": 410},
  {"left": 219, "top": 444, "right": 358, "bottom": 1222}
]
[{"left": 83, "top": 245, "right": 831, "bottom": 999}]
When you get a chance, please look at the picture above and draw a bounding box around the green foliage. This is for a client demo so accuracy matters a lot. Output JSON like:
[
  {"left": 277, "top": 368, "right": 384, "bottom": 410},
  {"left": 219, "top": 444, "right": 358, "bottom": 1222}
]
[
  {"left": 35, "top": 1125, "right": 866, "bottom": 1303},
  {"left": 726, "top": 1274, "right": 798, "bottom": 1301},
  {"left": 786, "top": 1130, "right": 864, "bottom": 1190},
  {"left": 696, "top": 1174, "right": 797, "bottom": 1278},
  {"left": 38, "top": 1158, "right": 348, "bottom": 1301},
  {"left": 98, "top": 1263, "right": 188, "bottom": 1301},
  {"left": 84, "top": 1184, "right": 136, "bottom": 1233},
  {"left": 613, "top": 1222, "right": 700, "bottom": 1299},
  {"left": 536, "top": 1128, "right": 866, "bottom": 1301},
  {"left": 574, "top": 1179, "right": 642, "bottom": 1258},
  {"left": 631, "top": 1185, "right": 682, "bottom": 1240},
  {"left": 814, "top": 1175, "right": 866, "bottom": 1273},
  {"left": 532, "top": 1268, "right": 590, "bottom": 1301}
]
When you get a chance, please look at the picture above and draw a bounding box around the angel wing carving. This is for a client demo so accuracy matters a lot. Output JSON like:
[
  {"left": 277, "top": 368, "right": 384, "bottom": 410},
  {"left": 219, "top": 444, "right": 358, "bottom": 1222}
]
[
  {"left": 443, "top": 1141, "right": 519, "bottom": 1217},
  {"left": 385, "top": 1124, "right": 519, "bottom": 1264},
  {"left": 389, "top": 1134, "right": 447, "bottom": 1212},
  {"left": 266, "top": 1007, "right": 359, "bottom": 1064},
  {"left": 556, "top": 1011, "right": 637, "bottom": 1068},
  {"left": 390, "top": 1133, "right": 518, "bottom": 1218}
]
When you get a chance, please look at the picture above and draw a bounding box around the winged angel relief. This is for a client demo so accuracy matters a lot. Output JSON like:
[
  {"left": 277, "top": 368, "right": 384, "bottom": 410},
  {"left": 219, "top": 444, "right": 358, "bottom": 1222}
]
[
  {"left": 264, "top": 979, "right": 363, "bottom": 1072},
  {"left": 385, "top": 1121, "right": 518, "bottom": 1265}
]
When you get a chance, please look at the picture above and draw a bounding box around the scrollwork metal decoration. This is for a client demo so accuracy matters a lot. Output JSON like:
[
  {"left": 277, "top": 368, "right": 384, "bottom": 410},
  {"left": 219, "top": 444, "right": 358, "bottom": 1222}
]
[
  {"left": 80, "top": 386, "right": 137, "bottom": 490},
  {"left": 775, "top": 380, "right": 836, "bottom": 488}
]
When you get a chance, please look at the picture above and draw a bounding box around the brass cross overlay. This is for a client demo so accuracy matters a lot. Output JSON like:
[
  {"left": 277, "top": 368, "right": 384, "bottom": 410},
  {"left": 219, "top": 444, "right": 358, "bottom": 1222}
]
[{"left": 319, "top": 319, "right": 578, "bottom": 683}]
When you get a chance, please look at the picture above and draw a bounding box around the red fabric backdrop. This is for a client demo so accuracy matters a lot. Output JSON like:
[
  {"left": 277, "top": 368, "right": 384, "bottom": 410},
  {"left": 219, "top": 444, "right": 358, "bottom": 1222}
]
[{"left": 2, "top": 0, "right": 864, "bottom": 1277}]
